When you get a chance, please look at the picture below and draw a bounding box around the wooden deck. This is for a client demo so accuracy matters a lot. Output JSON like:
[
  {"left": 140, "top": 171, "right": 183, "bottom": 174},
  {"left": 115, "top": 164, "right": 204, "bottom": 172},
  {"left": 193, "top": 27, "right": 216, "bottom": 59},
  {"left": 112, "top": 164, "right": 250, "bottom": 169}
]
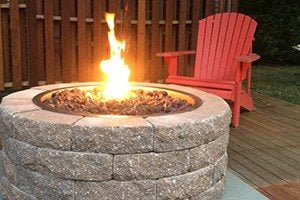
[
  {"left": 0, "top": 90, "right": 299, "bottom": 199},
  {"left": 228, "top": 93, "right": 300, "bottom": 200}
]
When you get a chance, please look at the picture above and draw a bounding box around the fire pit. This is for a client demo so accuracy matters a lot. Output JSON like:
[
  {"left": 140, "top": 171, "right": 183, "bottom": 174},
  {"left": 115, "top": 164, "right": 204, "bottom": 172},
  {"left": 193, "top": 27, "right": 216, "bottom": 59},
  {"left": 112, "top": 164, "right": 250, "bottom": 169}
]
[
  {"left": 0, "top": 82, "right": 231, "bottom": 199},
  {"left": 33, "top": 85, "right": 200, "bottom": 116}
]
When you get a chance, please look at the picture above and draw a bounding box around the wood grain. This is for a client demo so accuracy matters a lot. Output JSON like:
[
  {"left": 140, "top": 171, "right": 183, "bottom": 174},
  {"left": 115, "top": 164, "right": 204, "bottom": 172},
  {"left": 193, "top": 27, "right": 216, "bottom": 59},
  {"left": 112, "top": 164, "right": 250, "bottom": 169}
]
[
  {"left": 136, "top": 0, "right": 146, "bottom": 81},
  {"left": 0, "top": 6, "right": 4, "bottom": 90},
  {"left": 61, "top": 0, "right": 71, "bottom": 82},
  {"left": 9, "top": 0, "right": 22, "bottom": 89},
  {"left": 44, "top": 0, "right": 55, "bottom": 84},
  {"left": 26, "top": 0, "right": 39, "bottom": 86},
  {"left": 77, "top": 0, "right": 87, "bottom": 81},
  {"left": 228, "top": 93, "right": 300, "bottom": 200}
]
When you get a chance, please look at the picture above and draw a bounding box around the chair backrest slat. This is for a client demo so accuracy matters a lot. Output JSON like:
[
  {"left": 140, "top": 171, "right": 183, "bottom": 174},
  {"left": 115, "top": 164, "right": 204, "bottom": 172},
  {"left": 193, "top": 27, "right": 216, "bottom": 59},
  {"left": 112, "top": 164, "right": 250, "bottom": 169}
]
[
  {"left": 198, "top": 15, "right": 214, "bottom": 79},
  {"left": 206, "top": 14, "right": 222, "bottom": 79},
  {"left": 194, "top": 13, "right": 257, "bottom": 81},
  {"left": 194, "top": 18, "right": 206, "bottom": 77}
]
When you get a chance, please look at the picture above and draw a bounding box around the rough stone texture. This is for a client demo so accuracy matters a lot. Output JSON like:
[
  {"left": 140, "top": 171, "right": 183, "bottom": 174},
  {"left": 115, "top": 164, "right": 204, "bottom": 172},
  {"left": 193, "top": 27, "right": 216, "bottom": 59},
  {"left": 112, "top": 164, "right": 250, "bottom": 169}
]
[
  {"left": 4, "top": 138, "right": 36, "bottom": 170},
  {"left": 4, "top": 138, "right": 113, "bottom": 181},
  {"left": 152, "top": 119, "right": 230, "bottom": 152},
  {"left": 71, "top": 117, "right": 154, "bottom": 154},
  {"left": 0, "top": 109, "right": 17, "bottom": 139},
  {"left": 156, "top": 165, "right": 214, "bottom": 200},
  {"left": 0, "top": 177, "right": 37, "bottom": 200},
  {"left": 146, "top": 88, "right": 231, "bottom": 152},
  {"left": 75, "top": 180, "right": 156, "bottom": 200},
  {"left": 0, "top": 83, "right": 231, "bottom": 199},
  {"left": 214, "top": 153, "right": 228, "bottom": 184},
  {"left": 189, "top": 132, "right": 229, "bottom": 171},
  {"left": 190, "top": 176, "right": 226, "bottom": 200},
  {"left": 35, "top": 148, "right": 113, "bottom": 181},
  {"left": 4, "top": 110, "right": 82, "bottom": 150},
  {"left": 2, "top": 153, "right": 75, "bottom": 199},
  {"left": 114, "top": 149, "right": 190, "bottom": 180}
]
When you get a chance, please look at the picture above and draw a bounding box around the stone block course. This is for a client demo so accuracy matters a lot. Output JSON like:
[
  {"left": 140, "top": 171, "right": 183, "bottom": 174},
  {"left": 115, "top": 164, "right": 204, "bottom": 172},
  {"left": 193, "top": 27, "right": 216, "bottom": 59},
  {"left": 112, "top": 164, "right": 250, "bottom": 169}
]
[
  {"left": 71, "top": 117, "right": 154, "bottom": 154},
  {"left": 189, "top": 132, "right": 229, "bottom": 171},
  {"left": 114, "top": 149, "right": 190, "bottom": 180},
  {"left": 75, "top": 179, "right": 156, "bottom": 200},
  {"left": 4, "top": 138, "right": 113, "bottom": 181},
  {"left": 0, "top": 177, "right": 37, "bottom": 200},
  {"left": 190, "top": 176, "right": 226, "bottom": 200},
  {"left": 214, "top": 153, "right": 228, "bottom": 184},
  {"left": 4, "top": 138, "right": 36, "bottom": 170},
  {"left": 2, "top": 154, "right": 75, "bottom": 199},
  {"left": 156, "top": 165, "right": 214, "bottom": 200},
  {"left": 6, "top": 110, "right": 81, "bottom": 150}
]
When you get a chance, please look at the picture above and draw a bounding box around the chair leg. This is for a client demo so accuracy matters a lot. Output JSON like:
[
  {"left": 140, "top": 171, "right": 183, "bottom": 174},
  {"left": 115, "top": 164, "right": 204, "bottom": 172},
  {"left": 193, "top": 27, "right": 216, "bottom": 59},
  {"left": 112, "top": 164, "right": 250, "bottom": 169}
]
[
  {"left": 232, "top": 84, "right": 242, "bottom": 127},
  {"left": 232, "top": 100, "right": 241, "bottom": 127}
]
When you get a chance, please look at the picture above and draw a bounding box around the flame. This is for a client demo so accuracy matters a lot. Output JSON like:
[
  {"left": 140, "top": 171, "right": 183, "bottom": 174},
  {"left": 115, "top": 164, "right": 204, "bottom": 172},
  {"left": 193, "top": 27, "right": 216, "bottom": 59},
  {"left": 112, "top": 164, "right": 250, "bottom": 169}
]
[{"left": 100, "top": 13, "right": 131, "bottom": 100}]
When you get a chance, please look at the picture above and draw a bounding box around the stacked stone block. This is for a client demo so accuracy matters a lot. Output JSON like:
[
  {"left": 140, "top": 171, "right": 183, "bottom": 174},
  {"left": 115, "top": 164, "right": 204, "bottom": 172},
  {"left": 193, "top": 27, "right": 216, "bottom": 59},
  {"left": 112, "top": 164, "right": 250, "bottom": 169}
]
[{"left": 0, "top": 83, "right": 231, "bottom": 200}]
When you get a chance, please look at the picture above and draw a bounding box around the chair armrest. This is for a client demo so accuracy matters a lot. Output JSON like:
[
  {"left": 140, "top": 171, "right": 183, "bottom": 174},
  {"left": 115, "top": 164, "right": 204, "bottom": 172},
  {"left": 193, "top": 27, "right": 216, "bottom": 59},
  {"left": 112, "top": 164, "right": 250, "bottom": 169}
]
[
  {"left": 235, "top": 53, "right": 260, "bottom": 82},
  {"left": 236, "top": 53, "right": 260, "bottom": 63},
  {"left": 156, "top": 50, "right": 195, "bottom": 57}
]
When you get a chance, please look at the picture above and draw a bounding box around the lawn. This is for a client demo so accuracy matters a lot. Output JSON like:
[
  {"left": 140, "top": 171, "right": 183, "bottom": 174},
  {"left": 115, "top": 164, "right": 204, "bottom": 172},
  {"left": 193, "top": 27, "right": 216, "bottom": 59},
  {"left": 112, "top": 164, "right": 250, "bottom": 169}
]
[{"left": 251, "top": 65, "right": 300, "bottom": 105}]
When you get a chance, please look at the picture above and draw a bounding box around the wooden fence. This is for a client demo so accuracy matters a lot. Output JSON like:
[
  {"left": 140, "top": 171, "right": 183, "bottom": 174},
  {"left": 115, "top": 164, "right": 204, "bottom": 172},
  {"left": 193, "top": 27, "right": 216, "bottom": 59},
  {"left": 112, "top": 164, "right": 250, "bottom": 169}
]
[{"left": 0, "top": 0, "right": 238, "bottom": 90}]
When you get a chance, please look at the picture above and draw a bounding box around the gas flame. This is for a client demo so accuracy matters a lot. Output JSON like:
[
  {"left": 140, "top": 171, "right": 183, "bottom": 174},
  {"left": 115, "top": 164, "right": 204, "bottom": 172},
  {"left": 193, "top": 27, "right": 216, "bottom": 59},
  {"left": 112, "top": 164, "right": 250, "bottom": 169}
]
[{"left": 100, "top": 13, "right": 131, "bottom": 100}]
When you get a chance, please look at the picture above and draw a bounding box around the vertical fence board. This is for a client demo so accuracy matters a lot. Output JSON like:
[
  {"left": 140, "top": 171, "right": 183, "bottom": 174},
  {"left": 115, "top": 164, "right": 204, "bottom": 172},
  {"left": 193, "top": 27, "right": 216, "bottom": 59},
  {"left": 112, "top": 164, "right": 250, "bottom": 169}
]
[
  {"left": 20, "top": 7, "right": 28, "bottom": 82},
  {"left": 93, "top": 0, "right": 104, "bottom": 81},
  {"left": 27, "top": 0, "right": 39, "bottom": 86},
  {"left": 231, "top": 0, "right": 238, "bottom": 11},
  {"left": 150, "top": 0, "right": 159, "bottom": 82},
  {"left": 54, "top": 1, "right": 61, "bottom": 81},
  {"left": 70, "top": 0, "right": 77, "bottom": 81},
  {"left": 178, "top": 0, "right": 188, "bottom": 75},
  {"left": 205, "top": 0, "right": 215, "bottom": 16},
  {"left": 10, "top": 0, "right": 22, "bottom": 89},
  {"left": 219, "top": 0, "right": 226, "bottom": 12},
  {"left": 123, "top": 0, "right": 135, "bottom": 81},
  {"left": 164, "top": 0, "right": 175, "bottom": 78},
  {"left": 190, "top": 0, "right": 204, "bottom": 76},
  {"left": 86, "top": 0, "right": 93, "bottom": 81},
  {"left": 77, "top": 0, "right": 87, "bottom": 81},
  {"left": 2, "top": 8, "right": 10, "bottom": 83},
  {"left": 44, "top": 0, "right": 55, "bottom": 83},
  {"left": 61, "top": 0, "right": 72, "bottom": 82},
  {"left": 136, "top": 0, "right": 146, "bottom": 81},
  {"left": 36, "top": 0, "right": 45, "bottom": 82},
  {"left": 108, "top": 0, "right": 118, "bottom": 13},
  {"left": 0, "top": 7, "right": 4, "bottom": 90}
]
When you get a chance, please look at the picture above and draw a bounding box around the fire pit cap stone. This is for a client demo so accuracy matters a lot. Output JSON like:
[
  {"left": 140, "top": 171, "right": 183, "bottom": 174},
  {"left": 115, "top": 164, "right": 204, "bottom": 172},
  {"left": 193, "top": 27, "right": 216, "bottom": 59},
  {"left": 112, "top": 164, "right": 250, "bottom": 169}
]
[{"left": 0, "top": 83, "right": 231, "bottom": 153}]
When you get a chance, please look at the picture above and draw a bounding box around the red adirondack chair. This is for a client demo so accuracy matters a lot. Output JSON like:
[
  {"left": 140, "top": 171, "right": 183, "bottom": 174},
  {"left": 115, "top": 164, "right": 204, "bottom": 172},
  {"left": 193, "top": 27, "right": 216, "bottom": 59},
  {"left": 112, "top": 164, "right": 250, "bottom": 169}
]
[{"left": 157, "top": 13, "right": 260, "bottom": 127}]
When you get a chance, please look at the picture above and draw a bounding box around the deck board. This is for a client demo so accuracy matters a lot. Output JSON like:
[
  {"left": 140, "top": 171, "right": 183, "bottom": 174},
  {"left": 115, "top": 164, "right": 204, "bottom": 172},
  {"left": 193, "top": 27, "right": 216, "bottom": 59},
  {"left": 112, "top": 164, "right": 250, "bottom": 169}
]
[
  {"left": 229, "top": 93, "right": 300, "bottom": 200},
  {"left": 0, "top": 91, "right": 299, "bottom": 199}
]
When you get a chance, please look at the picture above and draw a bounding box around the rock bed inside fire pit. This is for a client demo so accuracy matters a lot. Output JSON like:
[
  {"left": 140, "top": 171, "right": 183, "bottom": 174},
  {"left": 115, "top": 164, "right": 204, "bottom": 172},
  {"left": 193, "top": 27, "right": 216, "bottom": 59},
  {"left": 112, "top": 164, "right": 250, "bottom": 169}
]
[
  {"left": 43, "top": 88, "right": 192, "bottom": 115},
  {"left": 0, "top": 82, "right": 231, "bottom": 200}
]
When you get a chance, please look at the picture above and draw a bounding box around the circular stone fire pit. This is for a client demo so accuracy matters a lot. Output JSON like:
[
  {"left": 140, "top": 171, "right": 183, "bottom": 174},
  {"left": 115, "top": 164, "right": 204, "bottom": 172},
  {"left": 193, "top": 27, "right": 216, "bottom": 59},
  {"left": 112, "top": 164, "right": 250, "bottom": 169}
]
[{"left": 0, "top": 82, "right": 231, "bottom": 200}]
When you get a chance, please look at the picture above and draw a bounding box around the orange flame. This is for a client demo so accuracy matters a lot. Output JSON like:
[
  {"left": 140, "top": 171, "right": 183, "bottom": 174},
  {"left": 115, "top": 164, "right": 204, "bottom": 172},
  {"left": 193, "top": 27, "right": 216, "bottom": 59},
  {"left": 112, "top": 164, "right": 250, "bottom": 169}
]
[{"left": 100, "top": 13, "right": 130, "bottom": 100}]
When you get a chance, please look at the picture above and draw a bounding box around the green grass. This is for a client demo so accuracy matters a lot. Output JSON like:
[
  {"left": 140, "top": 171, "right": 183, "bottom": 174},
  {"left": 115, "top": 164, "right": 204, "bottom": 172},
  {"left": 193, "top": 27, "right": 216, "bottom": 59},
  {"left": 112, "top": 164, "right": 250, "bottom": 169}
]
[{"left": 251, "top": 65, "right": 300, "bottom": 105}]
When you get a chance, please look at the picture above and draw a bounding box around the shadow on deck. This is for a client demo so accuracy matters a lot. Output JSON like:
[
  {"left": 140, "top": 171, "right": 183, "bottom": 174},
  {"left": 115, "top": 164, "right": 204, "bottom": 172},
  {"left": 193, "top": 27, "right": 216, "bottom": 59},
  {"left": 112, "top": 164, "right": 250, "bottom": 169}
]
[{"left": 228, "top": 93, "right": 300, "bottom": 200}]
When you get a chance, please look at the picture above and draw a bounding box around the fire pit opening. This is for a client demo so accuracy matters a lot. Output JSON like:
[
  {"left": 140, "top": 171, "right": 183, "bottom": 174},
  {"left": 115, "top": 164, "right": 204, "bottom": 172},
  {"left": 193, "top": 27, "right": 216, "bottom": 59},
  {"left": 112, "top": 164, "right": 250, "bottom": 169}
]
[{"left": 33, "top": 85, "right": 201, "bottom": 117}]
